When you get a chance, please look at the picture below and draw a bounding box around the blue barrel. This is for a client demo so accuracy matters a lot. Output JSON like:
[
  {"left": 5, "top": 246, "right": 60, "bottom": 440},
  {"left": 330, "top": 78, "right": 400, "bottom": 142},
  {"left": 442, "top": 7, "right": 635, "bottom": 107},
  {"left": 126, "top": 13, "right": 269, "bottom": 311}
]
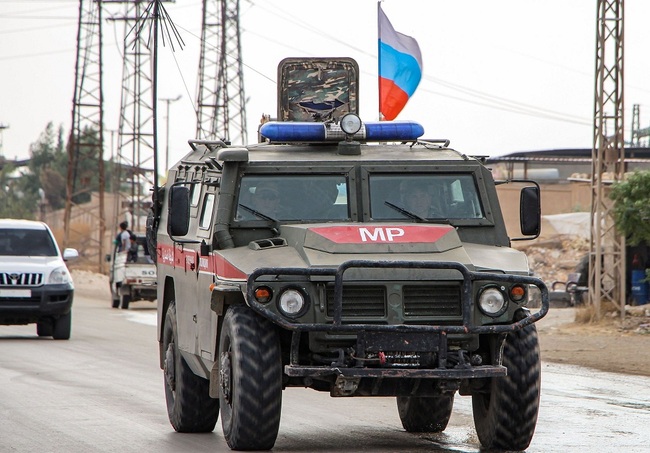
[{"left": 631, "top": 269, "right": 649, "bottom": 306}]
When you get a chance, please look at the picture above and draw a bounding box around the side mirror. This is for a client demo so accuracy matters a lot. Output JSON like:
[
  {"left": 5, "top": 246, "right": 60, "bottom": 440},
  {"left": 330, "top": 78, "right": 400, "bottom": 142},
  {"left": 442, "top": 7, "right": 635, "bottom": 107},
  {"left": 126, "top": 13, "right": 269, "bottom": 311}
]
[
  {"left": 168, "top": 185, "right": 191, "bottom": 237},
  {"left": 520, "top": 186, "right": 541, "bottom": 238},
  {"left": 63, "top": 248, "right": 79, "bottom": 261}
]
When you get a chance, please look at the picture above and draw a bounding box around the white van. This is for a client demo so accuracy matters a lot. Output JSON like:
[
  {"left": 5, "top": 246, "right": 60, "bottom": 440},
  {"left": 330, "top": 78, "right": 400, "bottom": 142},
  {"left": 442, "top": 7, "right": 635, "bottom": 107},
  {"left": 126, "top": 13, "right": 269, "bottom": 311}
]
[{"left": 0, "top": 219, "right": 78, "bottom": 339}]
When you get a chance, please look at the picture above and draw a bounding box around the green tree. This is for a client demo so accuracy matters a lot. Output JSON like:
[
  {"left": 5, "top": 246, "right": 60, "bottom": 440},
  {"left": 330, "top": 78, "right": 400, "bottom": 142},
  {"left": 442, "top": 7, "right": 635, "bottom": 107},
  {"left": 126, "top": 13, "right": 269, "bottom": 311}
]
[
  {"left": 0, "top": 161, "right": 37, "bottom": 219},
  {"left": 1, "top": 122, "right": 113, "bottom": 218},
  {"left": 610, "top": 170, "right": 650, "bottom": 245}
]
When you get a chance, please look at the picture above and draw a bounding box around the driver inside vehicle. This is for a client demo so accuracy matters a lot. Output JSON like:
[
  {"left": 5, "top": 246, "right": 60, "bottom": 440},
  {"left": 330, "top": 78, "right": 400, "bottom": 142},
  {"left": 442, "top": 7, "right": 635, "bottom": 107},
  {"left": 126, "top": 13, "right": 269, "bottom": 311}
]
[
  {"left": 252, "top": 182, "right": 284, "bottom": 218},
  {"left": 400, "top": 181, "right": 440, "bottom": 219}
]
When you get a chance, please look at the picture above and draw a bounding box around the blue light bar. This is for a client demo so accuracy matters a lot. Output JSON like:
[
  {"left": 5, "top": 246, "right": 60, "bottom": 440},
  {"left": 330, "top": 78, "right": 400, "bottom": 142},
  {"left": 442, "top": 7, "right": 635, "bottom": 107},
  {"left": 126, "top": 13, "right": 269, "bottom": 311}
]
[
  {"left": 364, "top": 121, "right": 425, "bottom": 141},
  {"left": 259, "top": 120, "right": 424, "bottom": 143},
  {"left": 259, "top": 122, "right": 326, "bottom": 141}
]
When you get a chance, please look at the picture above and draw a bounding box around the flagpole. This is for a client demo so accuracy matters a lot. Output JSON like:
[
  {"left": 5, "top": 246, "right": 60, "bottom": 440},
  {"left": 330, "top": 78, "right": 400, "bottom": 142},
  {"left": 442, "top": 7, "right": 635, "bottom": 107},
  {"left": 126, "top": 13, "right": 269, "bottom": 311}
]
[{"left": 378, "top": 1, "right": 382, "bottom": 121}]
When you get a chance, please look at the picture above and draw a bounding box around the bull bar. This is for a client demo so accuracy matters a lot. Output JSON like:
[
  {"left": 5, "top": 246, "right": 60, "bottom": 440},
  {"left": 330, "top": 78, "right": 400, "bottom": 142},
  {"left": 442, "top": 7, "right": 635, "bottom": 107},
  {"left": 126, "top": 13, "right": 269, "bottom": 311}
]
[{"left": 245, "top": 260, "right": 549, "bottom": 381}]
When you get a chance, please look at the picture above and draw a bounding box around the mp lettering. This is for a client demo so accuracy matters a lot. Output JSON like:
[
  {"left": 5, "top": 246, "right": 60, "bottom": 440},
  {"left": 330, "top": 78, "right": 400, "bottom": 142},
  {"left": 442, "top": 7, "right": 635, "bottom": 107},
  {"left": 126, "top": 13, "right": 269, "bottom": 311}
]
[{"left": 359, "top": 227, "right": 405, "bottom": 242}]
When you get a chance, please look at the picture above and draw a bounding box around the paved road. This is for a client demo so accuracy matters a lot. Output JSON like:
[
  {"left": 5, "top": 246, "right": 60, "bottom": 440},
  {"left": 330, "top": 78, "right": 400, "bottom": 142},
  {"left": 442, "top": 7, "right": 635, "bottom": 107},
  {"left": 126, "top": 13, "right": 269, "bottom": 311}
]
[{"left": 1, "top": 293, "right": 649, "bottom": 452}]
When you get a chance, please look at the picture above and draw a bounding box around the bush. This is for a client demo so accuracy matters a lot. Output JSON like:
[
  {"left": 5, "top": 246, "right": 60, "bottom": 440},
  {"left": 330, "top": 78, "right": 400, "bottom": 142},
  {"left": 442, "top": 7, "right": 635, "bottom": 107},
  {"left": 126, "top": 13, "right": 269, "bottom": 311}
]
[{"left": 610, "top": 171, "right": 650, "bottom": 246}]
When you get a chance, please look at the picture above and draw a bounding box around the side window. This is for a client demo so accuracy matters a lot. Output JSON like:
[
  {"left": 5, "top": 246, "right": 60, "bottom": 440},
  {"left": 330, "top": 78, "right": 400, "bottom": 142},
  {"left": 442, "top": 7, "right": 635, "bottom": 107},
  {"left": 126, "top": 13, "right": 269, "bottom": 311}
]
[
  {"left": 190, "top": 183, "right": 201, "bottom": 207},
  {"left": 199, "top": 193, "right": 215, "bottom": 229}
]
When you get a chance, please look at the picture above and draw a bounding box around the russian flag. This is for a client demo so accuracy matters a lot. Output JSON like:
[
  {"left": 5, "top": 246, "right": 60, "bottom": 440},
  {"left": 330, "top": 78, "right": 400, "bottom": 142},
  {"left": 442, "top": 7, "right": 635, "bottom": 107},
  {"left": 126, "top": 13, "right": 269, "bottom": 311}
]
[{"left": 378, "top": 4, "right": 423, "bottom": 121}]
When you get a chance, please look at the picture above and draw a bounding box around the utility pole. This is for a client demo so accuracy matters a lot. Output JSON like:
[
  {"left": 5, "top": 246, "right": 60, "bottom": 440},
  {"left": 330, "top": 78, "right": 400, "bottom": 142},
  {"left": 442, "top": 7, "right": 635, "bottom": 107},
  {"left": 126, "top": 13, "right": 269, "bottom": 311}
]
[
  {"left": 160, "top": 95, "right": 181, "bottom": 174},
  {"left": 589, "top": 0, "right": 626, "bottom": 319},
  {"left": 0, "top": 123, "right": 8, "bottom": 158},
  {"left": 196, "top": 0, "right": 248, "bottom": 145},
  {"left": 107, "top": 0, "right": 156, "bottom": 234},
  {"left": 631, "top": 104, "right": 650, "bottom": 148},
  {"left": 65, "top": 0, "right": 106, "bottom": 272}
]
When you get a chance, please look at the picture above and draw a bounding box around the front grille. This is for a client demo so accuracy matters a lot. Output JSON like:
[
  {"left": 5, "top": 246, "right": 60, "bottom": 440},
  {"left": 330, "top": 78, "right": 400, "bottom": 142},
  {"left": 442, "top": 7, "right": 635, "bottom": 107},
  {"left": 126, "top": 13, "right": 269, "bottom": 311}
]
[
  {"left": 0, "top": 272, "right": 43, "bottom": 287},
  {"left": 403, "top": 285, "right": 462, "bottom": 317},
  {"left": 326, "top": 286, "right": 386, "bottom": 318}
]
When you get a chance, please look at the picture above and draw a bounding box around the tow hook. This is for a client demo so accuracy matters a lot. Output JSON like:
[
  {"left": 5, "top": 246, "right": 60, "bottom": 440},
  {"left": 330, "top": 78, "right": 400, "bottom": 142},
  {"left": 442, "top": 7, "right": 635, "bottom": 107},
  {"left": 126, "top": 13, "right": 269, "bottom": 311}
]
[{"left": 333, "top": 376, "right": 360, "bottom": 397}]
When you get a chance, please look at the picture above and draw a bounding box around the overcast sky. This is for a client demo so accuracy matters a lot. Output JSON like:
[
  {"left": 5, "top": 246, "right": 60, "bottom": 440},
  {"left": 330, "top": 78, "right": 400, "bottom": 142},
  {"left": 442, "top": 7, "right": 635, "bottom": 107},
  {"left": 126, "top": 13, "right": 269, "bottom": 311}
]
[{"left": 2, "top": 0, "right": 650, "bottom": 166}]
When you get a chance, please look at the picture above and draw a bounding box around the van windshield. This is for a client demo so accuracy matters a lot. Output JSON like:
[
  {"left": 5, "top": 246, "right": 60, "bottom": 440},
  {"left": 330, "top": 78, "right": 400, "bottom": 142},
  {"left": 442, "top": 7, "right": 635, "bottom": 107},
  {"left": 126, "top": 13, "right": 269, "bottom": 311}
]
[{"left": 0, "top": 228, "right": 58, "bottom": 256}]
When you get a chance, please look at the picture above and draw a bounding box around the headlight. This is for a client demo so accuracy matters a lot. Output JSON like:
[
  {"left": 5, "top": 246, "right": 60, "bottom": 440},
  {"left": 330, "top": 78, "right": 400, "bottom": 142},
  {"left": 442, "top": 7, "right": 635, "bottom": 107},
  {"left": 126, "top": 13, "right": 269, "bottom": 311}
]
[
  {"left": 478, "top": 286, "right": 507, "bottom": 316},
  {"left": 278, "top": 288, "right": 306, "bottom": 317},
  {"left": 48, "top": 266, "right": 73, "bottom": 285}
]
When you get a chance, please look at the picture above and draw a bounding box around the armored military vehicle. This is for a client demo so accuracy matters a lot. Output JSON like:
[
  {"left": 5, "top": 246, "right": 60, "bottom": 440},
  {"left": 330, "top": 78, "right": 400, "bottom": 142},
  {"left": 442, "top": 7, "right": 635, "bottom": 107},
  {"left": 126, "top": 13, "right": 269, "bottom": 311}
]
[{"left": 149, "top": 57, "right": 549, "bottom": 451}]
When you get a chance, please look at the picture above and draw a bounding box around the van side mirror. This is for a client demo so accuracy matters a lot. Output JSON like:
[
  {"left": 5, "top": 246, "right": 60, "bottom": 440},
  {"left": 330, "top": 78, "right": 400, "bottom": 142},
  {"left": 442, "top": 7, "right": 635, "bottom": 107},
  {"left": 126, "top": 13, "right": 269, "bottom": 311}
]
[
  {"left": 520, "top": 186, "right": 541, "bottom": 238},
  {"left": 168, "top": 185, "right": 191, "bottom": 237}
]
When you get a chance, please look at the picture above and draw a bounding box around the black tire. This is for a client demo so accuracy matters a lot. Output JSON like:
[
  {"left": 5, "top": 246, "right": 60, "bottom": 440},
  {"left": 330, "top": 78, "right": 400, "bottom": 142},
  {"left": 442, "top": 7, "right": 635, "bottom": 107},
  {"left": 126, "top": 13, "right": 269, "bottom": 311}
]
[
  {"left": 397, "top": 394, "right": 454, "bottom": 433},
  {"left": 120, "top": 294, "right": 131, "bottom": 310},
  {"left": 163, "top": 302, "right": 219, "bottom": 432},
  {"left": 472, "top": 325, "right": 541, "bottom": 451},
  {"left": 36, "top": 320, "right": 53, "bottom": 337},
  {"left": 146, "top": 207, "right": 158, "bottom": 264},
  {"left": 218, "top": 305, "right": 282, "bottom": 450},
  {"left": 52, "top": 312, "right": 71, "bottom": 340}
]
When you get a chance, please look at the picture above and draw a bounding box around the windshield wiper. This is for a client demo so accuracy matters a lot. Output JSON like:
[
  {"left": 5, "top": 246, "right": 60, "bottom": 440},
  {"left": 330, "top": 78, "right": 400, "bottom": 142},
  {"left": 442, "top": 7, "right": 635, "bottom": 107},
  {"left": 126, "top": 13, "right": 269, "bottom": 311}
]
[
  {"left": 383, "top": 201, "right": 451, "bottom": 224},
  {"left": 384, "top": 201, "right": 426, "bottom": 222},
  {"left": 238, "top": 204, "right": 280, "bottom": 235}
]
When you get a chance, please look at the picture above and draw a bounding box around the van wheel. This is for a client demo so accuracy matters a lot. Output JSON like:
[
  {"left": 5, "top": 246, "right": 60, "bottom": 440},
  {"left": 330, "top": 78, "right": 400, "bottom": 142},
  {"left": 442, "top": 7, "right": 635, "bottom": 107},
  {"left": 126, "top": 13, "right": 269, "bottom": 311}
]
[
  {"left": 37, "top": 320, "right": 54, "bottom": 337},
  {"left": 120, "top": 294, "right": 131, "bottom": 309},
  {"left": 52, "top": 312, "right": 72, "bottom": 340},
  {"left": 397, "top": 394, "right": 454, "bottom": 433},
  {"left": 218, "top": 305, "right": 282, "bottom": 450},
  {"left": 472, "top": 324, "right": 541, "bottom": 450},
  {"left": 163, "top": 303, "right": 218, "bottom": 432}
]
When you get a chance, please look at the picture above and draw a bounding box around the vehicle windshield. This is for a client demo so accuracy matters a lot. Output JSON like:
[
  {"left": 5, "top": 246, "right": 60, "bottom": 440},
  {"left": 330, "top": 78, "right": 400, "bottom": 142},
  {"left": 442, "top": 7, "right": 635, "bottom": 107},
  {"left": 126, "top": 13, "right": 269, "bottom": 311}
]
[
  {"left": 236, "top": 175, "right": 349, "bottom": 222},
  {"left": 369, "top": 174, "right": 484, "bottom": 220},
  {"left": 0, "top": 228, "right": 58, "bottom": 256}
]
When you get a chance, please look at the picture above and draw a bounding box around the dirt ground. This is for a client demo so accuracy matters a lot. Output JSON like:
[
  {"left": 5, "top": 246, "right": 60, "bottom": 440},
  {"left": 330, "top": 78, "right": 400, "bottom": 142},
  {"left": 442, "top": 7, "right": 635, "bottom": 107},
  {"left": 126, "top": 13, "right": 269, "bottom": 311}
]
[
  {"left": 71, "top": 237, "right": 650, "bottom": 378},
  {"left": 517, "top": 236, "right": 650, "bottom": 377},
  {"left": 537, "top": 306, "right": 650, "bottom": 377}
]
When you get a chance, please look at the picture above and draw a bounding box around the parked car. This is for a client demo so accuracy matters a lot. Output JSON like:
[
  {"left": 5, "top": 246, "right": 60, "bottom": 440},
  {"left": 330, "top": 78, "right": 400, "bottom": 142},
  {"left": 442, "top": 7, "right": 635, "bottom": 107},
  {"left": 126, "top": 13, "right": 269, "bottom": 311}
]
[{"left": 0, "top": 219, "right": 78, "bottom": 339}]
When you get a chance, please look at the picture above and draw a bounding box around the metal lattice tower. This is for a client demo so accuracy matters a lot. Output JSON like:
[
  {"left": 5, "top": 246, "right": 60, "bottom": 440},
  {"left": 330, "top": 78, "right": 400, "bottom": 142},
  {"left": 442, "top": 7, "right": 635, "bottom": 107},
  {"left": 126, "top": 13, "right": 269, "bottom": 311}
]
[
  {"left": 196, "top": 0, "right": 248, "bottom": 144},
  {"left": 109, "top": 0, "right": 156, "bottom": 234},
  {"left": 589, "top": 0, "right": 626, "bottom": 319},
  {"left": 64, "top": 0, "right": 106, "bottom": 272},
  {"left": 631, "top": 104, "right": 650, "bottom": 147}
]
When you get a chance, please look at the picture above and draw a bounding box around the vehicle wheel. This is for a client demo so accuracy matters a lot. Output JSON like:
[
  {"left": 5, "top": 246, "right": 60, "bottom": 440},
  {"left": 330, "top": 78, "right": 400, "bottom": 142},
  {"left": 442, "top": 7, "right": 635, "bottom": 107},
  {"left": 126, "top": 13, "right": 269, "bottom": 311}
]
[
  {"left": 36, "top": 320, "right": 53, "bottom": 337},
  {"left": 397, "top": 394, "right": 454, "bottom": 433},
  {"left": 472, "top": 324, "right": 541, "bottom": 450},
  {"left": 218, "top": 304, "right": 282, "bottom": 450},
  {"left": 52, "top": 312, "right": 72, "bottom": 340},
  {"left": 163, "top": 302, "right": 218, "bottom": 432},
  {"left": 120, "top": 294, "right": 131, "bottom": 310}
]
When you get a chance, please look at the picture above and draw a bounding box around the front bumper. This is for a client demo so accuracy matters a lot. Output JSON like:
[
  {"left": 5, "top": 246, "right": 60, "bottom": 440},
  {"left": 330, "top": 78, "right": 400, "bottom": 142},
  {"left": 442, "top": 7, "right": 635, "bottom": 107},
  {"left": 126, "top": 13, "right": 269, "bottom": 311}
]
[
  {"left": 0, "top": 284, "right": 74, "bottom": 325},
  {"left": 246, "top": 260, "right": 549, "bottom": 381}
]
